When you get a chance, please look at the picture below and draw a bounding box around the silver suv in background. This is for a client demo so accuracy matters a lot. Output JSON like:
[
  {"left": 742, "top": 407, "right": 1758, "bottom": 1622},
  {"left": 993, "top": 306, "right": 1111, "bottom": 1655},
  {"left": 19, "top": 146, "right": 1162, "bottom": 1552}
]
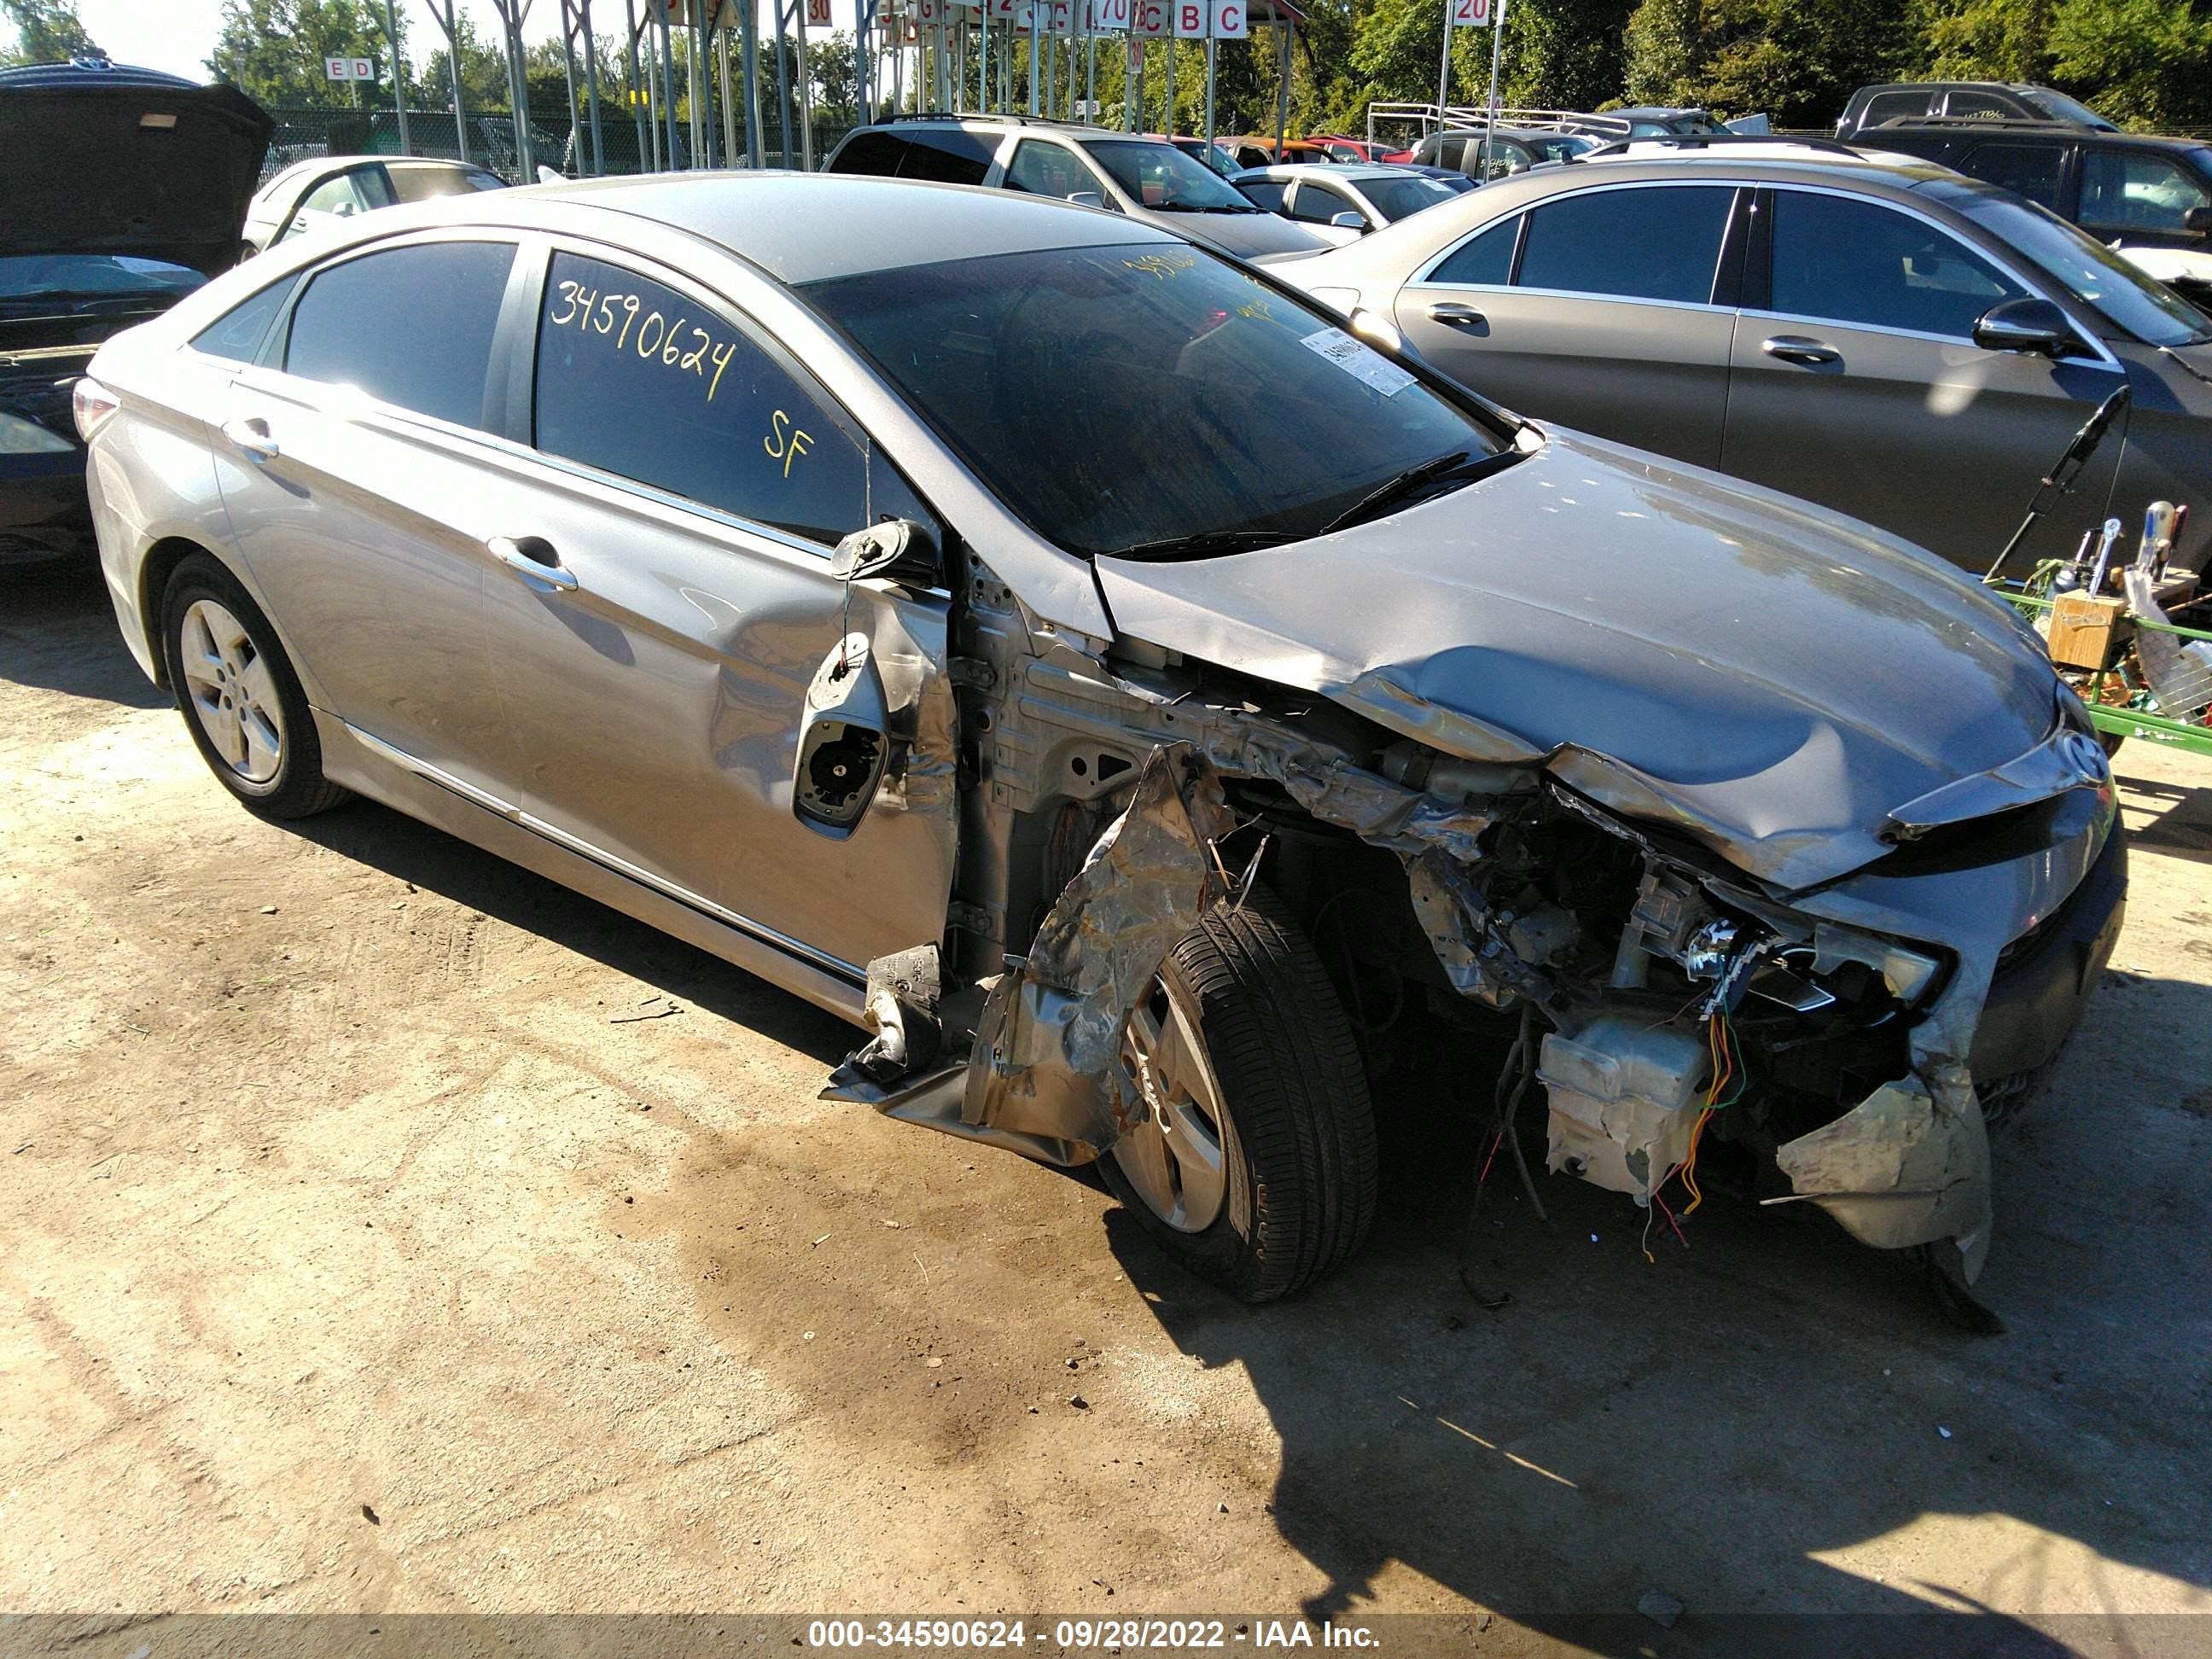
[
  {"left": 1278, "top": 141, "right": 2212, "bottom": 575},
  {"left": 824, "top": 116, "right": 1330, "bottom": 259}
]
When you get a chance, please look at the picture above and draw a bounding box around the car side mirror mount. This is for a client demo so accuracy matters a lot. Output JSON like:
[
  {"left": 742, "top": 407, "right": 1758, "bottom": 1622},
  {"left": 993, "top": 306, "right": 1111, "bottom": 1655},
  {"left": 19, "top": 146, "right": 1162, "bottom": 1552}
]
[
  {"left": 830, "top": 517, "right": 940, "bottom": 589},
  {"left": 1329, "top": 211, "right": 1368, "bottom": 232},
  {"left": 2186, "top": 206, "right": 2212, "bottom": 234},
  {"left": 1068, "top": 190, "right": 1105, "bottom": 210},
  {"left": 1973, "top": 296, "right": 2075, "bottom": 358},
  {"left": 793, "top": 633, "right": 890, "bottom": 839}
]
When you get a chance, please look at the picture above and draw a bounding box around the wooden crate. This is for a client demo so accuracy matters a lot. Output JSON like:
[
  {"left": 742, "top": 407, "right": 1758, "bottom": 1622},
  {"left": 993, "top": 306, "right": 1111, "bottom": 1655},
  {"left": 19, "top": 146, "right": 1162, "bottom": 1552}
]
[{"left": 2046, "top": 569, "right": 2200, "bottom": 672}]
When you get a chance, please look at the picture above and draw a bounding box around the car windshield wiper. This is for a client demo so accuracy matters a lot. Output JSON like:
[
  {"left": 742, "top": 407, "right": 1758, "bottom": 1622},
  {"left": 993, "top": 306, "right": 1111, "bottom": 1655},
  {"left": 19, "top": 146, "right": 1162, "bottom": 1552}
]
[
  {"left": 1103, "top": 527, "right": 1298, "bottom": 562},
  {"left": 1321, "top": 451, "right": 1481, "bottom": 534}
]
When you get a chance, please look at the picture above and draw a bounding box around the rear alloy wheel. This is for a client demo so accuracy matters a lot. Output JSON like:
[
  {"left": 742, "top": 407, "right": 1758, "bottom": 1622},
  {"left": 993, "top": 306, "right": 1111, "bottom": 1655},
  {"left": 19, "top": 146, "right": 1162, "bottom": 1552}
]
[
  {"left": 1101, "top": 892, "right": 1378, "bottom": 1302},
  {"left": 160, "top": 556, "right": 350, "bottom": 819}
]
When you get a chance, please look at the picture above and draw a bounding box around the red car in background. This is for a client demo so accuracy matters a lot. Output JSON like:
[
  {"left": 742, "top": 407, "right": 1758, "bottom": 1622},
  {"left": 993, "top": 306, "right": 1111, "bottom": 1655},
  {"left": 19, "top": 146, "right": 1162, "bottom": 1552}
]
[{"left": 1310, "top": 133, "right": 1412, "bottom": 164}]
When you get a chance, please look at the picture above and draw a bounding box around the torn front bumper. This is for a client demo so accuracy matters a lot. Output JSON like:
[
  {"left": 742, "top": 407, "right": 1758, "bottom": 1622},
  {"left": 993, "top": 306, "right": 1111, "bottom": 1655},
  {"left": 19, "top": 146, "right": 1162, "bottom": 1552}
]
[{"left": 1773, "top": 799, "right": 2124, "bottom": 1280}]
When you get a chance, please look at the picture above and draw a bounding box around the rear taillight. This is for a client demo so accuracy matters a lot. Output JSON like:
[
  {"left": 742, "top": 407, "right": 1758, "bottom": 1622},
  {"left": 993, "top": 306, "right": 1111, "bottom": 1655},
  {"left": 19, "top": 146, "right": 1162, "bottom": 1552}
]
[{"left": 73, "top": 376, "right": 120, "bottom": 443}]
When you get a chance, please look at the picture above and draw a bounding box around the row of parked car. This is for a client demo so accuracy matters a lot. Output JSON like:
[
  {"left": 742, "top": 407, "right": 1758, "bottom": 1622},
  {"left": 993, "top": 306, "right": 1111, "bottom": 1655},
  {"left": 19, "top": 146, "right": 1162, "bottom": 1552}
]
[{"left": 0, "top": 56, "right": 2152, "bottom": 1318}]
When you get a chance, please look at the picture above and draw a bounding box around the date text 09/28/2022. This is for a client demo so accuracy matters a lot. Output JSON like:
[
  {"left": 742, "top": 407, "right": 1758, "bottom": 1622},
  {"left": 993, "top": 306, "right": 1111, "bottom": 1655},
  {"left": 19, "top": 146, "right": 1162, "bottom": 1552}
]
[{"left": 806, "top": 1619, "right": 1382, "bottom": 1650}]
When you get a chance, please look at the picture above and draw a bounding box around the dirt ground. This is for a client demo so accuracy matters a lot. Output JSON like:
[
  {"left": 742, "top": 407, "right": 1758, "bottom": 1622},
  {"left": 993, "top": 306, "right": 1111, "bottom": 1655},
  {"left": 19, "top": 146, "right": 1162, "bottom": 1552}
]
[{"left": 4, "top": 552, "right": 2211, "bottom": 1653}]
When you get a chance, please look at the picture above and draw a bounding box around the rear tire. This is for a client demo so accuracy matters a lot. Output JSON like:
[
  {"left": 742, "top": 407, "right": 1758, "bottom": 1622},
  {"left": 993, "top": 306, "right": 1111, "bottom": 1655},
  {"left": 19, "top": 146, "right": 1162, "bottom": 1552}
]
[
  {"left": 160, "top": 554, "right": 350, "bottom": 820},
  {"left": 1101, "top": 890, "right": 1379, "bottom": 1302}
]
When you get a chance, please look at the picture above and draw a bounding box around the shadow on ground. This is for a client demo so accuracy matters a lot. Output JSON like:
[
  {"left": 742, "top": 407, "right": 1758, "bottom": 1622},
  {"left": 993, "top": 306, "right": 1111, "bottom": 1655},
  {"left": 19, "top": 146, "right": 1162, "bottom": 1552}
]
[
  {"left": 0, "top": 556, "right": 168, "bottom": 709},
  {"left": 1103, "top": 963, "right": 2212, "bottom": 1655}
]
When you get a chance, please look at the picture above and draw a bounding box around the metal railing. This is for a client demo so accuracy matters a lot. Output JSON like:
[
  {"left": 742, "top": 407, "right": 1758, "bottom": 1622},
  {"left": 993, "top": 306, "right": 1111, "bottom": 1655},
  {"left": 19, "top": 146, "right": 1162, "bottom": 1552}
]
[
  {"left": 1363, "top": 102, "right": 1627, "bottom": 144},
  {"left": 259, "top": 104, "right": 854, "bottom": 182}
]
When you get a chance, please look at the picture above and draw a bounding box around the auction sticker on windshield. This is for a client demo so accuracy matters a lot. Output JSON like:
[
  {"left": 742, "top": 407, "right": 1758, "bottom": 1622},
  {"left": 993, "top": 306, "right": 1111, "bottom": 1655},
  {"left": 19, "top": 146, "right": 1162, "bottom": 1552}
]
[{"left": 1300, "top": 327, "right": 1416, "bottom": 396}]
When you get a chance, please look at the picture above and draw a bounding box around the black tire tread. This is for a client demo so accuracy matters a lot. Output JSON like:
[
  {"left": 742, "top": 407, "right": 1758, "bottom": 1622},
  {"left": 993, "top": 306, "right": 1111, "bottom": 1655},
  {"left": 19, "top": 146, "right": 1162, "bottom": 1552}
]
[{"left": 1144, "top": 889, "right": 1379, "bottom": 1301}]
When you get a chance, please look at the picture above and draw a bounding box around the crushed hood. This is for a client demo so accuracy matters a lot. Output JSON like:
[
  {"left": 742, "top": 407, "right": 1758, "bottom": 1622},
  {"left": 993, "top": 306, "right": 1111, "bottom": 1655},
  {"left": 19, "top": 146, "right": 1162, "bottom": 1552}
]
[
  {"left": 1096, "top": 429, "right": 2078, "bottom": 890},
  {"left": 0, "top": 64, "right": 271, "bottom": 275}
]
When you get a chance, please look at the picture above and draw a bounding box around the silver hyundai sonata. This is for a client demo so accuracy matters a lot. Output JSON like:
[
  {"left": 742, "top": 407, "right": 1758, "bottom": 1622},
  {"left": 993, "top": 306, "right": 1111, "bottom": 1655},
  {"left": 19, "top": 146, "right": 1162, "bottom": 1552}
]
[{"left": 79, "top": 173, "right": 2122, "bottom": 1317}]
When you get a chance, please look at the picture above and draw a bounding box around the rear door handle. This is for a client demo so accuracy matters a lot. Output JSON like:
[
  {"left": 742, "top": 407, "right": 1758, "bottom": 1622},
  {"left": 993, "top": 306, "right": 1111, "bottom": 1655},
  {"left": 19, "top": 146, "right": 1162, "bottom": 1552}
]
[
  {"left": 1761, "top": 335, "right": 1842, "bottom": 367},
  {"left": 1426, "top": 302, "right": 1488, "bottom": 329},
  {"left": 488, "top": 535, "right": 579, "bottom": 591},
  {"left": 219, "top": 417, "right": 279, "bottom": 462}
]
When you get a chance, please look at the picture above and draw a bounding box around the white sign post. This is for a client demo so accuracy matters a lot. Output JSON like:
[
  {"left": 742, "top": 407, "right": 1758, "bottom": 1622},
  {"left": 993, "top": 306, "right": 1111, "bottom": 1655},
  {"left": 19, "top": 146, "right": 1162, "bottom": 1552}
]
[{"left": 1441, "top": 0, "right": 1505, "bottom": 173}]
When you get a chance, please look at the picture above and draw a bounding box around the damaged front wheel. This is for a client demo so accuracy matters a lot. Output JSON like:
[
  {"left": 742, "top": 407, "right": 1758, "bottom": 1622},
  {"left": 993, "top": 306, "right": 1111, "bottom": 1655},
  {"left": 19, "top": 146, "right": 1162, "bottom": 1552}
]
[{"left": 1101, "top": 894, "right": 1378, "bottom": 1302}]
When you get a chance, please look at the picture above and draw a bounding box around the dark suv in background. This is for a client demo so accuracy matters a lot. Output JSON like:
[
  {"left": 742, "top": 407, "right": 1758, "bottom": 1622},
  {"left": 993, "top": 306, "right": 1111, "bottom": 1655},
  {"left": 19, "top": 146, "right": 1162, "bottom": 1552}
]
[
  {"left": 824, "top": 116, "right": 1329, "bottom": 259},
  {"left": 1870, "top": 121, "right": 2212, "bottom": 308},
  {"left": 1836, "top": 80, "right": 2114, "bottom": 138}
]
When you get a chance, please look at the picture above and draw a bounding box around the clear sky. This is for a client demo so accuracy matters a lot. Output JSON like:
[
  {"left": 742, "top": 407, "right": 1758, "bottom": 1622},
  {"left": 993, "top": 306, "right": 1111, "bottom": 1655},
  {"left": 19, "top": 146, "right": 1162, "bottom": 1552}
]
[{"left": 48, "top": 1, "right": 859, "bottom": 84}]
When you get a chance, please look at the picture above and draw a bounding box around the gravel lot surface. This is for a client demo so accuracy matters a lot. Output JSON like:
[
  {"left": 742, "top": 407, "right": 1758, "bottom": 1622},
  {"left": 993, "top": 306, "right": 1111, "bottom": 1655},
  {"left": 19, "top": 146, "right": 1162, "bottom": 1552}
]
[{"left": 4, "top": 556, "right": 2209, "bottom": 1652}]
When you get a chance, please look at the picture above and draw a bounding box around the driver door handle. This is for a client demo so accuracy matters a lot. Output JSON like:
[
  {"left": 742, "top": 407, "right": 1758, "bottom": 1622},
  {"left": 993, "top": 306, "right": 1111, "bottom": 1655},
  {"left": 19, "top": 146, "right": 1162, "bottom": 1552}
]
[
  {"left": 488, "top": 535, "right": 579, "bottom": 591},
  {"left": 1761, "top": 335, "right": 1842, "bottom": 367},
  {"left": 219, "top": 417, "right": 279, "bottom": 463},
  {"left": 1426, "top": 302, "right": 1488, "bottom": 329}
]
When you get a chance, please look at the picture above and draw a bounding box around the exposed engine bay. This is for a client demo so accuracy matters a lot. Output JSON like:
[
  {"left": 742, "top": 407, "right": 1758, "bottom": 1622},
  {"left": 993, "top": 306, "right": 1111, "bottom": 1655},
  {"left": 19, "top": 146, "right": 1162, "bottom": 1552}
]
[{"left": 822, "top": 540, "right": 2122, "bottom": 1324}]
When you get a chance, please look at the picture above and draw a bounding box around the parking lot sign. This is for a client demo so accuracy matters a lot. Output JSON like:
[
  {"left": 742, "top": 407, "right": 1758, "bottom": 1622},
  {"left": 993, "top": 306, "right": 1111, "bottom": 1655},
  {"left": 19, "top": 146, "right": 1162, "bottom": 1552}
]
[
  {"left": 1448, "top": 0, "right": 1499, "bottom": 23},
  {"left": 1208, "top": 0, "right": 1244, "bottom": 35}
]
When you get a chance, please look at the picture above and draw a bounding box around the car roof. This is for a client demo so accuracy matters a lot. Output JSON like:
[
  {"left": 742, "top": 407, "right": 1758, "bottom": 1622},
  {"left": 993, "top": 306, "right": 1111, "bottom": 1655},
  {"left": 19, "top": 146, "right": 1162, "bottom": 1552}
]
[
  {"left": 1462, "top": 149, "right": 1979, "bottom": 202},
  {"left": 1877, "top": 118, "right": 2205, "bottom": 154},
  {"left": 1235, "top": 162, "right": 1428, "bottom": 182},
  {"left": 497, "top": 172, "right": 1178, "bottom": 282}
]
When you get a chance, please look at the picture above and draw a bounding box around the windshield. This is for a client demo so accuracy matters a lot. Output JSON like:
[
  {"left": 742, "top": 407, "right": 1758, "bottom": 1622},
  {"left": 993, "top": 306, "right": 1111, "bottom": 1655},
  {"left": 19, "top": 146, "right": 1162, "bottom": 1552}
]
[
  {"left": 803, "top": 242, "right": 1511, "bottom": 559},
  {"left": 1086, "top": 139, "right": 1256, "bottom": 210},
  {"left": 1362, "top": 176, "right": 1458, "bottom": 220},
  {"left": 1931, "top": 181, "right": 2212, "bottom": 346},
  {"left": 2023, "top": 88, "right": 2114, "bottom": 129},
  {"left": 0, "top": 253, "right": 205, "bottom": 306}
]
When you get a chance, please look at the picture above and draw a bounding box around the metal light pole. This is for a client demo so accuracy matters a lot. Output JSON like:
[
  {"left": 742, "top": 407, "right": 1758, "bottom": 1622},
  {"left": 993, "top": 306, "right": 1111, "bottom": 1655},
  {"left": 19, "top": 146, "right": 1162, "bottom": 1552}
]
[
  {"left": 658, "top": 2, "right": 680, "bottom": 166},
  {"left": 421, "top": 0, "right": 469, "bottom": 164},
  {"left": 381, "top": 0, "right": 410, "bottom": 153},
  {"left": 1478, "top": 0, "right": 1505, "bottom": 180}
]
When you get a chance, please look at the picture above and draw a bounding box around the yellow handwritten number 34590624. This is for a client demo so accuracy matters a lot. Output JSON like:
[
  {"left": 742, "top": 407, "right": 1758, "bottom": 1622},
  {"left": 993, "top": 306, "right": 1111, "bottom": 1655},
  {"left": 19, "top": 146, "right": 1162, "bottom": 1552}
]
[{"left": 765, "top": 409, "right": 813, "bottom": 479}]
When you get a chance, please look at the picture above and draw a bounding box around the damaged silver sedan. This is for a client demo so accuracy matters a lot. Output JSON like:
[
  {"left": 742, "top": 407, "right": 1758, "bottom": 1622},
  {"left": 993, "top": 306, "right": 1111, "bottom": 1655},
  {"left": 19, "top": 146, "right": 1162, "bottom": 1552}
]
[{"left": 79, "top": 174, "right": 2123, "bottom": 1315}]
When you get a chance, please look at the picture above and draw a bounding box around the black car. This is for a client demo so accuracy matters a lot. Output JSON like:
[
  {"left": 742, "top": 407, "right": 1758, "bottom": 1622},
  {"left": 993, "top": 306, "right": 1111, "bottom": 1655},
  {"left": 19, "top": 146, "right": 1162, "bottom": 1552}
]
[
  {"left": 1836, "top": 80, "right": 2113, "bottom": 139},
  {"left": 1866, "top": 120, "right": 2212, "bottom": 253},
  {"left": 0, "top": 61, "right": 269, "bottom": 562}
]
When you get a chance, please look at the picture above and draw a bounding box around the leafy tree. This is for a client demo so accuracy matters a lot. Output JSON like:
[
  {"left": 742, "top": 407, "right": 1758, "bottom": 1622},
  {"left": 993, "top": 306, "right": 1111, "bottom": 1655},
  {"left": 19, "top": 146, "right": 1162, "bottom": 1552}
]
[
  {"left": 205, "top": 0, "right": 410, "bottom": 108},
  {"left": 2046, "top": 0, "right": 2212, "bottom": 128},
  {"left": 1622, "top": 0, "right": 1699, "bottom": 102},
  {"left": 809, "top": 30, "right": 860, "bottom": 125},
  {"left": 419, "top": 8, "right": 510, "bottom": 109},
  {"left": 0, "top": 0, "right": 101, "bottom": 66}
]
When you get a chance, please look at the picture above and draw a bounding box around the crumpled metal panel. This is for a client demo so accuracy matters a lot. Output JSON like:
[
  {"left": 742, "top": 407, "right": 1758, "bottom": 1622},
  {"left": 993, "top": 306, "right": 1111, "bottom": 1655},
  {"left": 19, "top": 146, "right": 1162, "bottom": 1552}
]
[
  {"left": 1094, "top": 428, "right": 2073, "bottom": 889},
  {"left": 1768, "top": 786, "right": 2117, "bottom": 1280},
  {"left": 1773, "top": 1077, "right": 1993, "bottom": 1254},
  {"left": 962, "top": 742, "right": 1235, "bottom": 1161}
]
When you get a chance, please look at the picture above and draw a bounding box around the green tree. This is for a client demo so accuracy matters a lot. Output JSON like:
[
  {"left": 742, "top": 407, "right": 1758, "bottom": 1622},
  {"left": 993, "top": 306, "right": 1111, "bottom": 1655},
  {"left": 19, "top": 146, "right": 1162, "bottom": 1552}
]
[
  {"left": 1622, "top": 0, "right": 1699, "bottom": 102},
  {"left": 0, "top": 0, "right": 102, "bottom": 66},
  {"left": 2046, "top": 0, "right": 2212, "bottom": 128},
  {"left": 205, "top": 0, "right": 409, "bottom": 108},
  {"left": 809, "top": 30, "right": 860, "bottom": 126},
  {"left": 420, "top": 8, "right": 510, "bottom": 109}
]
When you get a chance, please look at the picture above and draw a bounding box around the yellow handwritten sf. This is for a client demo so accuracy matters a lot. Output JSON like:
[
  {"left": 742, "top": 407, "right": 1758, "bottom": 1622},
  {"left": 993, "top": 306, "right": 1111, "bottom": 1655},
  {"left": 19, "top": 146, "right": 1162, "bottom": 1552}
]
[{"left": 765, "top": 409, "right": 813, "bottom": 478}]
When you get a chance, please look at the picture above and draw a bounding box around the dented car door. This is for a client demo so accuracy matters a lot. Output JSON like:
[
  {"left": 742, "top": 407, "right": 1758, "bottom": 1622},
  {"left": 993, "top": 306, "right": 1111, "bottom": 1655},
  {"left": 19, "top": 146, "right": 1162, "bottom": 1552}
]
[{"left": 476, "top": 243, "right": 958, "bottom": 977}]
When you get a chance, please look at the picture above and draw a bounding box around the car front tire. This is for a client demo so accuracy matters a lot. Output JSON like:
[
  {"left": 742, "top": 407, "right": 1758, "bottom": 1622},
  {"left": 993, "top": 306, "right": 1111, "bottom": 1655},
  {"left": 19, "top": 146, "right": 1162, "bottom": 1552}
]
[
  {"left": 1102, "top": 891, "right": 1379, "bottom": 1302},
  {"left": 160, "top": 554, "right": 350, "bottom": 820}
]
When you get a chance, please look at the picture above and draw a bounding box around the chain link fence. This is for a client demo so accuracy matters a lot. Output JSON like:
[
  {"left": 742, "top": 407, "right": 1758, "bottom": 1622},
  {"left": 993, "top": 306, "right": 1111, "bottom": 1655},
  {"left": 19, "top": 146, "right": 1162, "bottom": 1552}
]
[{"left": 261, "top": 105, "right": 854, "bottom": 183}]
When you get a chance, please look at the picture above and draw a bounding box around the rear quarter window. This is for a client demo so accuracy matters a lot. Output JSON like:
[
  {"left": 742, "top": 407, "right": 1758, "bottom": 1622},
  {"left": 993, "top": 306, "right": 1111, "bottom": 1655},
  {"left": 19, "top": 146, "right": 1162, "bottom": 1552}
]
[{"left": 898, "top": 127, "right": 1000, "bottom": 184}]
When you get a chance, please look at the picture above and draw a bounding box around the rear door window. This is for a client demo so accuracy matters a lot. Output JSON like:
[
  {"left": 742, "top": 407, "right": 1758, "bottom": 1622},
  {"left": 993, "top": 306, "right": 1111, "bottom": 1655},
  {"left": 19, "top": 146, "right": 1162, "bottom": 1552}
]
[
  {"left": 1766, "top": 190, "right": 2023, "bottom": 338},
  {"left": 1515, "top": 186, "right": 1733, "bottom": 304},
  {"left": 1004, "top": 139, "right": 1111, "bottom": 202},
  {"left": 898, "top": 126, "right": 1000, "bottom": 184},
  {"left": 1959, "top": 140, "right": 2069, "bottom": 210},
  {"left": 1943, "top": 90, "right": 2017, "bottom": 119},
  {"left": 283, "top": 240, "right": 515, "bottom": 429},
  {"left": 830, "top": 130, "right": 909, "bottom": 175},
  {"left": 1238, "top": 178, "right": 1288, "bottom": 212},
  {"left": 1861, "top": 90, "right": 1933, "bottom": 128},
  {"left": 531, "top": 251, "right": 867, "bottom": 546}
]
